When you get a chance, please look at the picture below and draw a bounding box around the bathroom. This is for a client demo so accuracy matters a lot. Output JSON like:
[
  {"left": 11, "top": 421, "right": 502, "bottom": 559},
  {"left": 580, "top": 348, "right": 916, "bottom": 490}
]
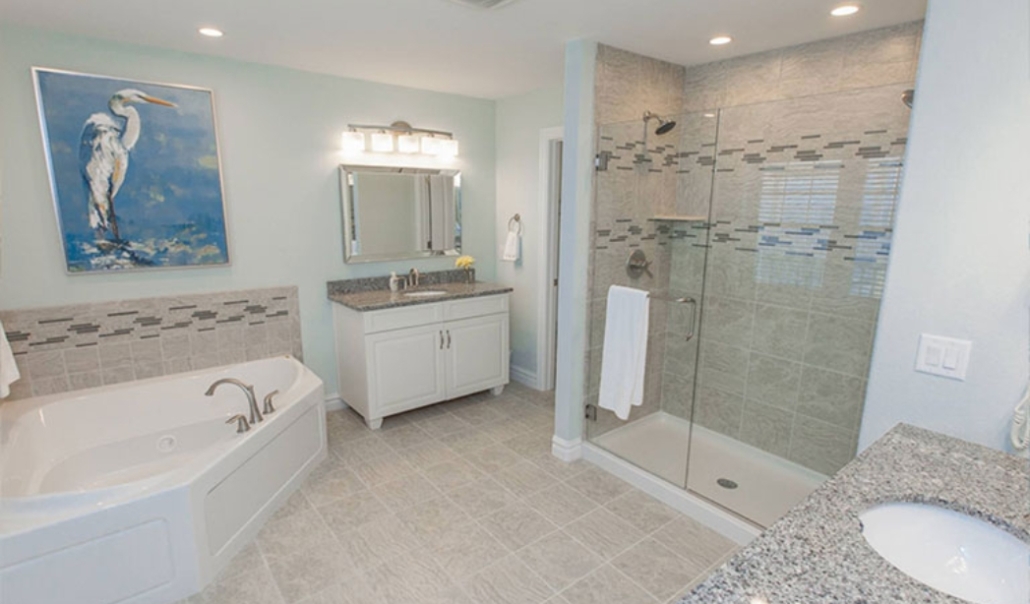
[{"left": 1, "top": 0, "right": 1028, "bottom": 603}]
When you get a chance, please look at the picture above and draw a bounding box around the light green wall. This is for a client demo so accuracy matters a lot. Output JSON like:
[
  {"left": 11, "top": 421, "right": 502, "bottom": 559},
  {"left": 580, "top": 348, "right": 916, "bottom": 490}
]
[
  {"left": 494, "top": 84, "right": 563, "bottom": 384},
  {"left": 0, "top": 25, "right": 497, "bottom": 398}
]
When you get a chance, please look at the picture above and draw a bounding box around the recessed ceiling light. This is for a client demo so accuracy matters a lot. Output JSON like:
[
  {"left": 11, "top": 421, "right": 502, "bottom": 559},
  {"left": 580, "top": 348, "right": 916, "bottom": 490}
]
[
  {"left": 198, "top": 27, "right": 224, "bottom": 38},
  {"left": 709, "top": 36, "right": 733, "bottom": 46},
  {"left": 831, "top": 5, "right": 860, "bottom": 16}
]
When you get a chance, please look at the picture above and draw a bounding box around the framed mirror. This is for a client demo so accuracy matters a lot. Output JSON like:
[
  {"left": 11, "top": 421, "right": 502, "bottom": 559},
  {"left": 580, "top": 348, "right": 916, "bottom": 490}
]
[{"left": 339, "top": 165, "right": 461, "bottom": 264}]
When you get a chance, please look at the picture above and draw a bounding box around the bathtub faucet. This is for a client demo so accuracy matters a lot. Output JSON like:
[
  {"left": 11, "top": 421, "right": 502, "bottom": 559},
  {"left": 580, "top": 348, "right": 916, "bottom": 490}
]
[{"left": 205, "top": 378, "right": 263, "bottom": 426}]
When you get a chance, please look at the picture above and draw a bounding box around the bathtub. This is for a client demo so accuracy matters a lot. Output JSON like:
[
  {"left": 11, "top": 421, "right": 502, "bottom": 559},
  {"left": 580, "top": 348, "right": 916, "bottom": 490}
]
[{"left": 0, "top": 356, "right": 326, "bottom": 604}]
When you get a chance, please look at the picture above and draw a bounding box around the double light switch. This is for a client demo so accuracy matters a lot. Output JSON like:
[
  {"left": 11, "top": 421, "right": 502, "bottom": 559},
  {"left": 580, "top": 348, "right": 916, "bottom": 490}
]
[{"left": 915, "top": 334, "right": 972, "bottom": 381}]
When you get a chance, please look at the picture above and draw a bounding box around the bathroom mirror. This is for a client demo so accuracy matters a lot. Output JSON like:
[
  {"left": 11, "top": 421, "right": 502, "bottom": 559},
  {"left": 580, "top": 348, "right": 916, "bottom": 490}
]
[{"left": 339, "top": 165, "right": 461, "bottom": 263}]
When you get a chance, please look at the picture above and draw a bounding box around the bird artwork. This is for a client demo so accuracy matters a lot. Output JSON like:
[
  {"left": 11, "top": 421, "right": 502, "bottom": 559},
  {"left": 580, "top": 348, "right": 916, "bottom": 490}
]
[
  {"left": 34, "top": 69, "right": 230, "bottom": 272},
  {"left": 80, "top": 89, "right": 176, "bottom": 242}
]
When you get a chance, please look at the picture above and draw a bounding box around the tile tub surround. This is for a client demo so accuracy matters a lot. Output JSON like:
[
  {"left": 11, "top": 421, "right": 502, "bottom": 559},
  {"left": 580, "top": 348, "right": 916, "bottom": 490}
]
[
  {"left": 326, "top": 279, "right": 512, "bottom": 312},
  {"left": 174, "top": 383, "right": 740, "bottom": 604},
  {"left": 0, "top": 286, "right": 302, "bottom": 401},
  {"left": 678, "top": 424, "right": 1030, "bottom": 604}
]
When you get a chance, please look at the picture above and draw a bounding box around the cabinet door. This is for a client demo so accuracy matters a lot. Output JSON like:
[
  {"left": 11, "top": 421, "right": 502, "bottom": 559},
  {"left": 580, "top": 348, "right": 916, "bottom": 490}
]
[
  {"left": 366, "top": 323, "right": 446, "bottom": 414},
  {"left": 444, "top": 314, "right": 509, "bottom": 399}
]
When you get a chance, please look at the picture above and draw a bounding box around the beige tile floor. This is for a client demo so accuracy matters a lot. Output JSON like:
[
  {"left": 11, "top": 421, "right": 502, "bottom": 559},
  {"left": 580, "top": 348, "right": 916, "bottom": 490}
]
[{"left": 179, "top": 382, "right": 738, "bottom": 604}]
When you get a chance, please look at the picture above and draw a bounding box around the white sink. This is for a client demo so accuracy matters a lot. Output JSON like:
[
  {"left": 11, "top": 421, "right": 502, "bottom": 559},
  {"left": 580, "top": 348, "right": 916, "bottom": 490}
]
[
  {"left": 403, "top": 290, "right": 448, "bottom": 298},
  {"left": 860, "top": 502, "right": 1029, "bottom": 604}
]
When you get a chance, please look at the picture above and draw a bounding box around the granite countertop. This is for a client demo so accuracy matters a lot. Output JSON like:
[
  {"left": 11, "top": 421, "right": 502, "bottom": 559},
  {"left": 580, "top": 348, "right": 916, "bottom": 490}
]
[
  {"left": 327, "top": 281, "right": 512, "bottom": 312},
  {"left": 680, "top": 424, "right": 1030, "bottom": 603}
]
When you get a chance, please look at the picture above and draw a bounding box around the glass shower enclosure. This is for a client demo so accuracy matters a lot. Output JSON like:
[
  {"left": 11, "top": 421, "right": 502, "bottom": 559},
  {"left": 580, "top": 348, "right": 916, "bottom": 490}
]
[{"left": 585, "top": 83, "right": 912, "bottom": 527}]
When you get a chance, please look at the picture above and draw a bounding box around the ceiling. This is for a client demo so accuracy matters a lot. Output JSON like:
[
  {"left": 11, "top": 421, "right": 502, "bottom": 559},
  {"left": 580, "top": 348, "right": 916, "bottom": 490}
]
[{"left": 0, "top": 0, "right": 927, "bottom": 99}]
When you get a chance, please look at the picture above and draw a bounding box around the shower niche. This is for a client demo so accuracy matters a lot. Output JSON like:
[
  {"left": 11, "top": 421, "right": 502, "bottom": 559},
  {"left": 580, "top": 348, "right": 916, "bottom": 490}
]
[{"left": 582, "top": 27, "right": 920, "bottom": 529}]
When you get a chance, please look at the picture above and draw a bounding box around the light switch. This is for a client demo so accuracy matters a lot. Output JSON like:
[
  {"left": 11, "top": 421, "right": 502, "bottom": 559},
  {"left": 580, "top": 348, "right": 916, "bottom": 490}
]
[{"left": 915, "top": 334, "right": 972, "bottom": 381}]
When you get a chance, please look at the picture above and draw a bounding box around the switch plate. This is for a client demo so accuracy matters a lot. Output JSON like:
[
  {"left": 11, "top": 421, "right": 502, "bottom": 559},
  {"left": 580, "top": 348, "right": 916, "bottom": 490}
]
[{"left": 915, "top": 334, "right": 972, "bottom": 380}]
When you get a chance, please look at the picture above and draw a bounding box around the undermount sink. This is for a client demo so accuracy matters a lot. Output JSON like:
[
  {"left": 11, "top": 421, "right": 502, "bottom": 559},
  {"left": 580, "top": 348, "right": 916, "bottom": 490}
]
[
  {"left": 403, "top": 290, "right": 448, "bottom": 298},
  {"left": 859, "top": 502, "right": 1030, "bottom": 604}
]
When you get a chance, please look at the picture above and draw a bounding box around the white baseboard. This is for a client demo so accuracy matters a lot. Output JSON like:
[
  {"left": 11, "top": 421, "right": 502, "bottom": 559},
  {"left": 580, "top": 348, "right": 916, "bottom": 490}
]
[
  {"left": 582, "top": 442, "right": 760, "bottom": 545},
  {"left": 324, "top": 393, "right": 347, "bottom": 412},
  {"left": 551, "top": 435, "right": 583, "bottom": 462},
  {"left": 510, "top": 364, "right": 541, "bottom": 390}
]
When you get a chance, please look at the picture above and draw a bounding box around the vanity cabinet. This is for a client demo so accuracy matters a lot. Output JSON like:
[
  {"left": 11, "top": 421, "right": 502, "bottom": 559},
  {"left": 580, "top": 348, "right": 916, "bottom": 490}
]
[{"left": 332, "top": 294, "right": 509, "bottom": 429}]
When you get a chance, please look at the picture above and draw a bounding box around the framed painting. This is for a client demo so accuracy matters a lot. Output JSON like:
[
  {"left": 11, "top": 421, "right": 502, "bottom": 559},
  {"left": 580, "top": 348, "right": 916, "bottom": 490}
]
[{"left": 32, "top": 68, "right": 230, "bottom": 273}]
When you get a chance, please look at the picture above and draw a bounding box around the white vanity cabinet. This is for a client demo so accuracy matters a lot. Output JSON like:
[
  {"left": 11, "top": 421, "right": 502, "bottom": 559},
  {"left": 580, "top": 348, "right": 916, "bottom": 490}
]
[{"left": 332, "top": 294, "right": 509, "bottom": 429}]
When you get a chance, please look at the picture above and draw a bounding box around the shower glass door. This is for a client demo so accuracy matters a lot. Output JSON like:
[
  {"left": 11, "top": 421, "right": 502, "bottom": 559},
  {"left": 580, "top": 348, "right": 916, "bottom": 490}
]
[
  {"left": 584, "top": 111, "right": 718, "bottom": 490},
  {"left": 684, "top": 83, "right": 913, "bottom": 526}
]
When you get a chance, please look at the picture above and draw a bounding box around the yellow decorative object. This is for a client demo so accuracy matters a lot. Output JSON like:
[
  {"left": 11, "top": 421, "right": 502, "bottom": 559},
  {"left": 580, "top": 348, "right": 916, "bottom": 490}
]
[{"left": 455, "top": 255, "right": 475, "bottom": 269}]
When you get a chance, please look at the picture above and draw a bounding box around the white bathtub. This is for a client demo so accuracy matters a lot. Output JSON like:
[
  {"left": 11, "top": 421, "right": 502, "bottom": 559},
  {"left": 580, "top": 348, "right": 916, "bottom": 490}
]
[{"left": 0, "top": 356, "right": 327, "bottom": 604}]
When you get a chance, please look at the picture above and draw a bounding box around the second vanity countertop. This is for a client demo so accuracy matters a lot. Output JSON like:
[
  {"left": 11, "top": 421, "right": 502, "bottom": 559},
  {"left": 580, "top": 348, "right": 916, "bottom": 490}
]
[
  {"left": 327, "top": 280, "right": 513, "bottom": 312},
  {"left": 679, "top": 424, "right": 1030, "bottom": 603}
]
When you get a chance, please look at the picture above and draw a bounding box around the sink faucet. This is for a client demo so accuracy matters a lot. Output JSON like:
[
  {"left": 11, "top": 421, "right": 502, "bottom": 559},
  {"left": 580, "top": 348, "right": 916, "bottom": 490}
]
[
  {"left": 206, "top": 378, "right": 263, "bottom": 426},
  {"left": 408, "top": 268, "right": 420, "bottom": 288}
]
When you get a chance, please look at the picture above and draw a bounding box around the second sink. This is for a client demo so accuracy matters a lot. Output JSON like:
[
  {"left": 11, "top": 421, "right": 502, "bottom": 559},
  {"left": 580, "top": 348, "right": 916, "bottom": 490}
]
[{"left": 859, "top": 502, "right": 1029, "bottom": 604}]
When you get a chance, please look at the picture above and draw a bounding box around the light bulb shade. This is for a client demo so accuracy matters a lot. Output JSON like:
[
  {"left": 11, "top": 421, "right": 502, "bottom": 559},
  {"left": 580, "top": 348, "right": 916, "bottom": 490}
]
[
  {"left": 420, "top": 136, "right": 441, "bottom": 155},
  {"left": 397, "top": 134, "right": 420, "bottom": 154},
  {"left": 341, "top": 131, "right": 365, "bottom": 154},
  {"left": 436, "top": 138, "right": 459, "bottom": 158},
  {"left": 370, "top": 132, "right": 394, "bottom": 153}
]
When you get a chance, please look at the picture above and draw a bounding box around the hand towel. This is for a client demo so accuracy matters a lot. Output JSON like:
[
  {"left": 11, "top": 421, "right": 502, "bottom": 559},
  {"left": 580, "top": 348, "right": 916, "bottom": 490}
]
[
  {"left": 502, "top": 230, "right": 520, "bottom": 262},
  {"left": 0, "top": 319, "right": 21, "bottom": 399},
  {"left": 597, "top": 285, "right": 649, "bottom": 420}
]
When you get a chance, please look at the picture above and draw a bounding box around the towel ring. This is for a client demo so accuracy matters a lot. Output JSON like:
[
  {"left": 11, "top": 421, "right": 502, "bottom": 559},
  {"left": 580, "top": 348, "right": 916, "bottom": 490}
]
[{"left": 508, "top": 214, "right": 522, "bottom": 235}]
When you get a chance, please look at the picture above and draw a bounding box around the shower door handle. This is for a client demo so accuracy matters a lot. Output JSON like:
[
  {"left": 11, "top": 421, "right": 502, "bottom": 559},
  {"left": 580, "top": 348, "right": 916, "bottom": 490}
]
[{"left": 680, "top": 297, "right": 698, "bottom": 342}]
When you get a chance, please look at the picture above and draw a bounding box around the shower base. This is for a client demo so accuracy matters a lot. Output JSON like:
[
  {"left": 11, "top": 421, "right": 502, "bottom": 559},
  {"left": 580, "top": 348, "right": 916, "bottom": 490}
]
[{"left": 592, "top": 411, "right": 826, "bottom": 528}]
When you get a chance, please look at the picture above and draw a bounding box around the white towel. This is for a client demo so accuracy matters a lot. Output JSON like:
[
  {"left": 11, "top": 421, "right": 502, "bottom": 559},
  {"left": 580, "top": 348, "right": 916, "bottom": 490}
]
[
  {"left": 502, "top": 230, "right": 520, "bottom": 262},
  {"left": 597, "top": 286, "right": 649, "bottom": 420},
  {"left": 0, "top": 319, "right": 21, "bottom": 399}
]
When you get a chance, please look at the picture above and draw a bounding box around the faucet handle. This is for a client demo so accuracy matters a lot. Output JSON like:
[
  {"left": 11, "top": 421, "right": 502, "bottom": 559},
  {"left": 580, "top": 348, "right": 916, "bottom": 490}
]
[
  {"left": 263, "top": 390, "right": 279, "bottom": 414},
  {"left": 226, "top": 414, "right": 250, "bottom": 433}
]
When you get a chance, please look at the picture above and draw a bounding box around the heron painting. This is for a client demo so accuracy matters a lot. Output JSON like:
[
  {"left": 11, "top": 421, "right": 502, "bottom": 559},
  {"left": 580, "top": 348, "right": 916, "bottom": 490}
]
[{"left": 33, "top": 68, "right": 229, "bottom": 272}]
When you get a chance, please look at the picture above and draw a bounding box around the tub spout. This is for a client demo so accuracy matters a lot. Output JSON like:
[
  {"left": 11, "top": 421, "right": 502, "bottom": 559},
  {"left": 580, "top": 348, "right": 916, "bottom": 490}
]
[{"left": 205, "top": 378, "right": 262, "bottom": 426}]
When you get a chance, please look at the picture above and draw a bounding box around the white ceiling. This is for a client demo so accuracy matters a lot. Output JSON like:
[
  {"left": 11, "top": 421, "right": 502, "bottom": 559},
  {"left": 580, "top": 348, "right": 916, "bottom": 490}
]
[{"left": 0, "top": 0, "right": 927, "bottom": 99}]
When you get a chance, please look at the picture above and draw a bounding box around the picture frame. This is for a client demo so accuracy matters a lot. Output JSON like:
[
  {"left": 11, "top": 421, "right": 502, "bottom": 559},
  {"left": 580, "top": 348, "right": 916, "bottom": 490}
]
[{"left": 32, "top": 68, "right": 230, "bottom": 273}]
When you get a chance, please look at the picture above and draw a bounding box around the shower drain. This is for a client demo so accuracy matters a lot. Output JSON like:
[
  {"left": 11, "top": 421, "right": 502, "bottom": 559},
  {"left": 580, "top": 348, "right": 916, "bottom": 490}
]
[
  {"left": 716, "top": 478, "right": 739, "bottom": 490},
  {"left": 156, "top": 435, "right": 177, "bottom": 453}
]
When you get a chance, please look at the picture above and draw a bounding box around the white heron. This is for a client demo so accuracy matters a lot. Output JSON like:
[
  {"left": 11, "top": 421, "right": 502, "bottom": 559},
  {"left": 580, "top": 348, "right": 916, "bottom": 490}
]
[{"left": 80, "top": 89, "right": 176, "bottom": 241}]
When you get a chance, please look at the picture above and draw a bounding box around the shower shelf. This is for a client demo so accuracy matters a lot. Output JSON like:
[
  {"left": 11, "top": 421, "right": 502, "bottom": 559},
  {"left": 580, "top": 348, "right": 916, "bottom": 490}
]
[{"left": 648, "top": 215, "right": 706, "bottom": 222}]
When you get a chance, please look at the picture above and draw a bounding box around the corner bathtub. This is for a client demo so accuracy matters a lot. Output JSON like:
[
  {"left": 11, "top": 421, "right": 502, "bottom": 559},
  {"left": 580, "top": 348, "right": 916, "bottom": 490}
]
[{"left": 0, "top": 356, "right": 326, "bottom": 604}]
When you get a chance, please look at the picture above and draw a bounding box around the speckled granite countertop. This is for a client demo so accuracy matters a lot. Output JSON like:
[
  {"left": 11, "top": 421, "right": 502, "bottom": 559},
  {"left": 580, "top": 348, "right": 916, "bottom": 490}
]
[
  {"left": 327, "top": 281, "right": 512, "bottom": 312},
  {"left": 680, "top": 424, "right": 1030, "bottom": 603}
]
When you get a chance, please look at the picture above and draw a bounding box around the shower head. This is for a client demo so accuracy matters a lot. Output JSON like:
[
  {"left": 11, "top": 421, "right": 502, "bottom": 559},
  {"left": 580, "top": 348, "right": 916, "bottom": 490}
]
[
  {"left": 902, "top": 89, "right": 914, "bottom": 108},
  {"left": 643, "top": 111, "right": 677, "bottom": 135}
]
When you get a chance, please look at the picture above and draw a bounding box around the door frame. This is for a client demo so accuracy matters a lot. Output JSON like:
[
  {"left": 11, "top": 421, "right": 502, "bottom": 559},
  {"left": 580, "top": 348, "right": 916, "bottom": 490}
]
[{"left": 536, "top": 126, "right": 564, "bottom": 391}]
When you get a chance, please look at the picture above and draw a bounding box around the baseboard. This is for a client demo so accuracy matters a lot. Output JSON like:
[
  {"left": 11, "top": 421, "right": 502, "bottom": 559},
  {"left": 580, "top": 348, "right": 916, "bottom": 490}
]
[
  {"left": 551, "top": 434, "right": 583, "bottom": 462},
  {"left": 324, "top": 393, "right": 347, "bottom": 412},
  {"left": 510, "top": 364, "right": 541, "bottom": 390},
  {"left": 582, "top": 442, "right": 760, "bottom": 545}
]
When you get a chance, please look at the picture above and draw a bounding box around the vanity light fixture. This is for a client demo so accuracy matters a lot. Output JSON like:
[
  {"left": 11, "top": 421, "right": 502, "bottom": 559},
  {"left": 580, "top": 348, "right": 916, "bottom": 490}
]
[
  {"left": 830, "top": 4, "right": 860, "bottom": 16},
  {"left": 397, "top": 133, "right": 421, "bottom": 154},
  {"left": 436, "top": 138, "right": 459, "bottom": 158},
  {"left": 341, "top": 131, "right": 366, "bottom": 155},
  {"left": 709, "top": 35, "right": 733, "bottom": 46},
  {"left": 198, "top": 27, "right": 224, "bottom": 38},
  {"left": 342, "top": 121, "right": 459, "bottom": 158},
  {"left": 370, "top": 131, "right": 395, "bottom": 153}
]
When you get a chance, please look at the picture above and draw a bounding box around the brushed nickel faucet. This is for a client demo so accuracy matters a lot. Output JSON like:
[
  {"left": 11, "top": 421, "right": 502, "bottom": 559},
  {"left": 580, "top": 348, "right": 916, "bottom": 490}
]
[
  {"left": 206, "top": 378, "right": 262, "bottom": 426},
  {"left": 225, "top": 414, "right": 251, "bottom": 433},
  {"left": 407, "top": 268, "right": 420, "bottom": 288}
]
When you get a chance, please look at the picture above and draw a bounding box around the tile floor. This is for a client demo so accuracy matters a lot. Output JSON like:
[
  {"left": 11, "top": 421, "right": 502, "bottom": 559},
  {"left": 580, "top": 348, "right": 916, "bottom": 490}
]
[{"left": 178, "top": 382, "right": 738, "bottom": 604}]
